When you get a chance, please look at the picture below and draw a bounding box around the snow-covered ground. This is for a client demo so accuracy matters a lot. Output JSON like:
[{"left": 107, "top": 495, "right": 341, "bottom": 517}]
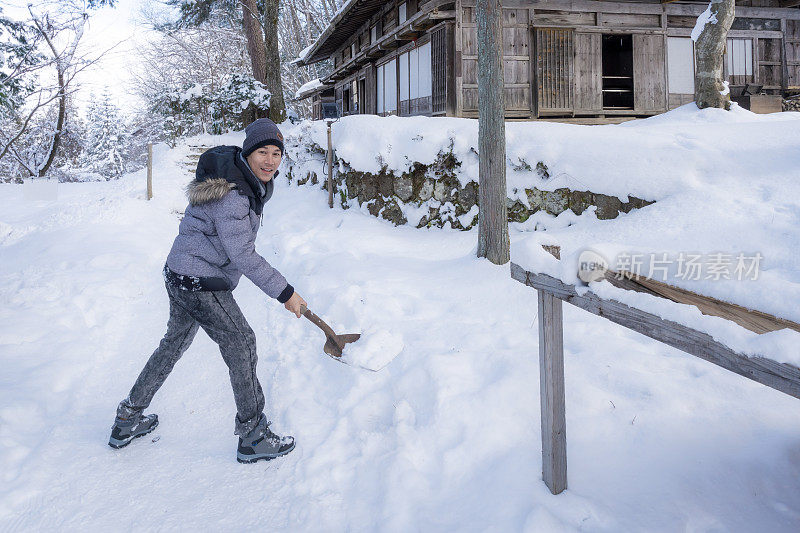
[
  {"left": 287, "top": 105, "right": 800, "bottom": 365},
  {"left": 2, "top": 114, "right": 800, "bottom": 531}
]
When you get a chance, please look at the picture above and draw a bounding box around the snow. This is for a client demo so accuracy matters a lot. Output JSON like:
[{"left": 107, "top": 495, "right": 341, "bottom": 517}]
[
  {"left": 179, "top": 82, "right": 204, "bottom": 103},
  {"left": 341, "top": 327, "right": 404, "bottom": 371},
  {"left": 292, "top": 43, "right": 316, "bottom": 65},
  {"left": 331, "top": 0, "right": 359, "bottom": 24},
  {"left": 283, "top": 105, "right": 800, "bottom": 365},
  {"left": 2, "top": 114, "right": 800, "bottom": 530},
  {"left": 287, "top": 104, "right": 799, "bottom": 205},
  {"left": 295, "top": 78, "right": 325, "bottom": 99},
  {"left": 691, "top": 2, "right": 718, "bottom": 42},
  {"left": 297, "top": 0, "right": 359, "bottom": 65},
  {"left": 507, "top": 105, "right": 800, "bottom": 365}
]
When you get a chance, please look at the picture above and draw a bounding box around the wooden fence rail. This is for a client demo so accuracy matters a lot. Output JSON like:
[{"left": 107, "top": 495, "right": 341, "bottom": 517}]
[{"left": 510, "top": 262, "right": 800, "bottom": 495}]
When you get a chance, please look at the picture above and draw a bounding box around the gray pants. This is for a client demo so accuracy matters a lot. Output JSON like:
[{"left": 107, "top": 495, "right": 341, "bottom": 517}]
[{"left": 117, "top": 281, "right": 265, "bottom": 437}]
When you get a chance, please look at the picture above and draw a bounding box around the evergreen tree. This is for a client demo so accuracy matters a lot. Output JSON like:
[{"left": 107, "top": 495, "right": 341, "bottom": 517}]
[{"left": 80, "top": 89, "right": 127, "bottom": 179}]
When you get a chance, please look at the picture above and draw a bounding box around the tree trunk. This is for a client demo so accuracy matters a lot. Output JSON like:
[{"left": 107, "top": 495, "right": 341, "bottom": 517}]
[
  {"left": 476, "top": 0, "right": 510, "bottom": 265},
  {"left": 694, "top": 0, "right": 736, "bottom": 110},
  {"left": 37, "top": 69, "right": 66, "bottom": 177},
  {"left": 263, "top": 0, "right": 287, "bottom": 123},
  {"left": 241, "top": 0, "right": 267, "bottom": 84}
]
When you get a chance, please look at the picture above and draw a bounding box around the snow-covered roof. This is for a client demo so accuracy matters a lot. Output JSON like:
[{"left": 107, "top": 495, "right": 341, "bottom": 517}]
[
  {"left": 296, "top": 0, "right": 377, "bottom": 66},
  {"left": 298, "top": 0, "right": 450, "bottom": 66},
  {"left": 290, "top": 43, "right": 315, "bottom": 66},
  {"left": 294, "top": 78, "right": 327, "bottom": 100}
]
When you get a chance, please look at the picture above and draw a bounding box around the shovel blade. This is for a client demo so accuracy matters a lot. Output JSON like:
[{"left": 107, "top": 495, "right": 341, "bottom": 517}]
[
  {"left": 338, "top": 333, "right": 361, "bottom": 345},
  {"left": 323, "top": 337, "right": 342, "bottom": 358},
  {"left": 323, "top": 334, "right": 361, "bottom": 358},
  {"left": 321, "top": 334, "right": 379, "bottom": 372}
]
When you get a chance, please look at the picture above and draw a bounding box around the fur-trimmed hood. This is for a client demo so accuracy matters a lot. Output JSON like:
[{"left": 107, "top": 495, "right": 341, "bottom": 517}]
[
  {"left": 187, "top": 178, "right": 237, "bottom": 206},
  {"left": 190, "top": 145, "right": 275, "bottom": 215}
]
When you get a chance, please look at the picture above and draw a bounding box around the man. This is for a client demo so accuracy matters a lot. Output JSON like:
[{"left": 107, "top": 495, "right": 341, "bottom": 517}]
[{"left": 109, "top": 118, "right": 306, "bottom": 464}]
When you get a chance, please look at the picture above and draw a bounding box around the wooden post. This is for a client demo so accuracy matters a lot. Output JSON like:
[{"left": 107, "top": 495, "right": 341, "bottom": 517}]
[
  {"left": 538, "top": 289, "right": 567, "bottom": 494},
  {"left": 146, "top": 143, "right": 153, "bottom": 200},
  {"left": 326, "top": 122, "right": 334, "bottom": 208},
  {"left": 476, "top": 0, "right": 510, "bottom": 264}
]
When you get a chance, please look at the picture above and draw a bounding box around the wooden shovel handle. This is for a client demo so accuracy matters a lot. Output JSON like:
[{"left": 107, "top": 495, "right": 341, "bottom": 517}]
[{"left": 300, "top": 304, "right": 338, "bottom": 341}]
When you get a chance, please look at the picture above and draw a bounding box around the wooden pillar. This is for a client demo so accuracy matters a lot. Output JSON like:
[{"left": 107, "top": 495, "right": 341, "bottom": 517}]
[
  {"left": 538, "top": 289, "right": 567, "bottom": 494},
  {"left": 327, "top": 122, "right": 334, "bottom": 208},
  {"left": 146, "top": 143, "right": 153, "bottom": 201},
  {"left": 476, "top": 0, "right": 510, "bottom": 264}
]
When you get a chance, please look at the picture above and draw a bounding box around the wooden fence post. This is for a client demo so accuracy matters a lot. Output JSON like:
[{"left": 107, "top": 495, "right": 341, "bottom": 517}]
[
  {"left": 146, "top": 143, "right": 153, "bottom": 200},
  {"left": 538, "top": 289, "right": 567, "bottom": 494},
  {"left": 326, "top": 122, "right": 334, "bottom": 208}
]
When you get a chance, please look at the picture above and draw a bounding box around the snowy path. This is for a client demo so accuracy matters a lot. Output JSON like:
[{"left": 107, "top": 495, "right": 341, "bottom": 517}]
[{"left": 1, "top": 143, "right": 800, "bottom": 531}]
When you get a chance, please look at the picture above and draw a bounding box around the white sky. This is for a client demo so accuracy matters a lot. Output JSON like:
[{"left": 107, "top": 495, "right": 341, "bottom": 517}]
[{"left": 2, "top": 0, "right": 169, "bottom": 116}]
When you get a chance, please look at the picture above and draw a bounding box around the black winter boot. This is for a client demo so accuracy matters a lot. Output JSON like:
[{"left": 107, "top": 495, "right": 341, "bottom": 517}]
[
  {"left": 237, "top": 421, "right": 295, "bottom": 463},
  {"left": 108, "top": 414, "right": 159, "bottom": 449}
]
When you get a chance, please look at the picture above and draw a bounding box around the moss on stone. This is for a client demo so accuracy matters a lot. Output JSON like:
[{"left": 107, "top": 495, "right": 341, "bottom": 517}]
[
  {"left": 508, "top": 200, "right": 531, "bottom": 222},
  {"left": 536, "top": 161, "right": 550, "bottom": 180},
  {"left": 380, "top": 197, "right": 408, "bottom": 226},
  {"left": 512, "top": 158, "right": 533, "bottom": 172},
  {"left": 569, "top": 190, "right": 592, "bottom": 215},
  {"left": 543, "top": 188, "right": 570, "bottom": 215}
]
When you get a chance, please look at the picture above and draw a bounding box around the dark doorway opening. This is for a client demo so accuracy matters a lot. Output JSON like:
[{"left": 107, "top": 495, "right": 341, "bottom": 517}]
[
  {"left": 358, "top": 78, "right": 366, "bottom": 114},
  {"left": 602, "top": 34, "right": 634, "bottom": 109},
  {"left": 342, "top": 87, "right": 351, "bottom": 114}
]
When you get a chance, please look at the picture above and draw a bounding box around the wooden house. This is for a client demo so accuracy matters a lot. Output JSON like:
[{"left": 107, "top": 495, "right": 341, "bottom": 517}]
[{"left": 296, "top": 0, "right": 800, "bottom": 121}]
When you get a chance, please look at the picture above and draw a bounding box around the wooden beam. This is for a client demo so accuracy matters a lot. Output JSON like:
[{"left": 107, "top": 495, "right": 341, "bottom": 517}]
[
  {"left": 538, "top": 289, "right": 568, "bottom": 495},
  {"left": 378, "top": 36, "right": 400, "bottom": 51},
  {"left": 510, "top": 264, "right": 800, "bottom": 401},
  {"left": 666, "top": 2, "right": 800, "bottom": 20},
  {"left": 411, "top": 19, "right": 431, "bottom": 32},
  {"left": 430, "top": 9, "right": 456, "bottom": 20},
  {"left": 606, "top": 270, "right": 800, "bottom": 335},
  {"left": 396, "top": 28, "right": 418, "bottom": 39},
  {"left": 540, "top": 242, "right": 800, "bottom": 334}
]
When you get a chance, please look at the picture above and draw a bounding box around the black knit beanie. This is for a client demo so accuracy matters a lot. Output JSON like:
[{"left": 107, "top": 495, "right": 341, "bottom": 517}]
[{"left": 242, "top": 118, "right": 284, "bottom": 157}]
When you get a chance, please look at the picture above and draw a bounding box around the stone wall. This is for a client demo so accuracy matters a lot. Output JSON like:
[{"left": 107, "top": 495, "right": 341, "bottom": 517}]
[
  {"left": 285, "top": 146, "right": 654, "bottom": 229},
  {"left": 784, "top": 95, "right": 800, "bottom": 112}
]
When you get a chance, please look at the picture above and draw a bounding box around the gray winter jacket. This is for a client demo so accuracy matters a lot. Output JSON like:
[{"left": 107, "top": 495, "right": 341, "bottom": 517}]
[{"left": 166, "top": 149, "right": 293, "bottom": 302}]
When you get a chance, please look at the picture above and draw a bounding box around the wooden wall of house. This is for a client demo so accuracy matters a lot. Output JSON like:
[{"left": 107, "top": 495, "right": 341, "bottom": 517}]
[
  {"left": 787, "top": 19, "right": 800, "bottom": 88},
  {"left": 431, "top": 21, "right": 457, "bottom": 115},
  {"left": 633, "top": 34, "right": 667, "bottom": 112},
  {"left": 326, "top": 0, "right": 455, "bottom": 118},
  {"left": 459, "top": 6, "right": 533, "bottom": 117},
  {"left": 452, "top": 0, "right": 800, "bottom": 119},
  {"left": 318, "top": 0, "right": 799, "bottom": 121},
  {"left": 664, "top": 5, "right": 799, "bottom": 106}
]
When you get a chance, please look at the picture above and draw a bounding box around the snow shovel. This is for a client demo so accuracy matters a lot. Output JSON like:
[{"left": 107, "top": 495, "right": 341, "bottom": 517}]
[{"left": 300, "top": 305, "right": 364, "bottom": 367}]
